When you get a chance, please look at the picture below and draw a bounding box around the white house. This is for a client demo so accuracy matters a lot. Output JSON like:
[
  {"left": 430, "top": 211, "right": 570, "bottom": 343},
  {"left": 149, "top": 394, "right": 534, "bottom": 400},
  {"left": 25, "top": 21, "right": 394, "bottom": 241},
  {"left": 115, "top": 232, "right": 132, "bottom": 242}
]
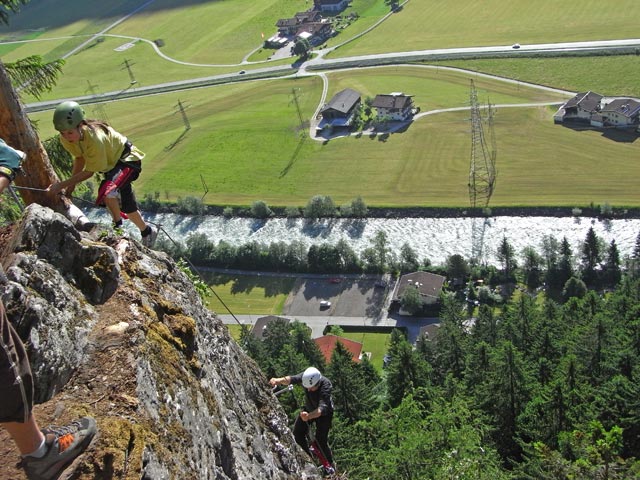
[
  {"left": 371, "top": 92, "right": 414, "bottom": 121},
  {"left": 599, "top": 98, "right": 640, "bottom": 127},
  {"left": 555, "top": 91, "right": 640, "bottom": 130},
  {"left": 557, "top": 91, "right": 603, "bottom": 123}
]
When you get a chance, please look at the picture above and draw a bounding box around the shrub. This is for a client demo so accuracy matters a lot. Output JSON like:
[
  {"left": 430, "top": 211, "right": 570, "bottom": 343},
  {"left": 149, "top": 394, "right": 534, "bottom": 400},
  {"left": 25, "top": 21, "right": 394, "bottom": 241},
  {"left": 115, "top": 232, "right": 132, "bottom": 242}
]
[
  {"left": 350, "top": 196, "right": 368, "bottom": 217},
  {"left": 600, "top": 202, "right": 613, "bottom": 218},
  {"left": 176, "top": 196, "right": 206, "bottom": 216},
  {"left": 175, "top": 258, "right": 208, "bottom": 304},
  {"left": 285, "top": 206, "right": 301, "bottom": 218},
  {"left": 340, "top": 203, "right": 352, "bottom": 217},
  {"left": 141, "top": 191, "right": 161, "bottom": 211},
  {"left": 186, "top": 232, "right": 215, "bottom": 264},
  {"left": 250, "top": 200, "right": 273, "bottom": 219},
  {"left": 303, "top": 195, "right": 336, "bottom": 219}
]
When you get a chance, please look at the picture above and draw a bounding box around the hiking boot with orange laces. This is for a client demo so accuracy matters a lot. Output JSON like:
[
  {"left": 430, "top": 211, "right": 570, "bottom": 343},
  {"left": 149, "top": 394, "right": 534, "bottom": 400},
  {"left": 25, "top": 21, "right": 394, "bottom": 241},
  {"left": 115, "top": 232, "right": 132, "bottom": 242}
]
[{"left": 21, "top": 417, "right": 97, "bottom": 480}]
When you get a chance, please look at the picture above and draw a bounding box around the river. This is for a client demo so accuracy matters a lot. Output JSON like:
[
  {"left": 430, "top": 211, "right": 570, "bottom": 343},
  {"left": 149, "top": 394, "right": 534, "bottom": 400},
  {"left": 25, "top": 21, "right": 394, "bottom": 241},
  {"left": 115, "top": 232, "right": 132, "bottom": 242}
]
[{"left": 84, "top": 209, "right": 640, "bottom": 266}]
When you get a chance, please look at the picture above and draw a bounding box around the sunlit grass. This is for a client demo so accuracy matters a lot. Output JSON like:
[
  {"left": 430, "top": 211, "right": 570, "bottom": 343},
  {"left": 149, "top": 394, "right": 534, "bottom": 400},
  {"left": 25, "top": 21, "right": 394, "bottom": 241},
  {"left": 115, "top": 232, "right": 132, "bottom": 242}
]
[
  {"left": 28, "top": 63, "right": 640, "bottom": 209},
  {"left": 432, "top": 55, "right": 640, "bottom": 98},
  {"left": 341, "top": 331, "right": 390, "bottom": 371},
  {"left": 200, "top": 272, "right": 294, "bottom": 316},
  {"left": 329, "top": 0, "right": 640, "bottom": 57}
]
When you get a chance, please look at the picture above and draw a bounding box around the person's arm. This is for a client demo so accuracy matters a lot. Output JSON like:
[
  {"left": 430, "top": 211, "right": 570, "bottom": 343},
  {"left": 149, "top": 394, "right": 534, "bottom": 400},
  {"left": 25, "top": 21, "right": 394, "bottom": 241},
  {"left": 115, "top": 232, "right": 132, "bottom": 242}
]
[
  {"left": 0, "top": 175, "right": 10, "bottom": 195},
  {"left": 48, "top": 156, "right": 92, "bottom": 195},
  {"left": 302, "top": 379, "right": 332, "bottom": 420},
  {"left": 300, "top": 407, "right": 322, "bottom": 421},
  {"left": 269, "top": 375, "right": 291, "bottom": 386}
]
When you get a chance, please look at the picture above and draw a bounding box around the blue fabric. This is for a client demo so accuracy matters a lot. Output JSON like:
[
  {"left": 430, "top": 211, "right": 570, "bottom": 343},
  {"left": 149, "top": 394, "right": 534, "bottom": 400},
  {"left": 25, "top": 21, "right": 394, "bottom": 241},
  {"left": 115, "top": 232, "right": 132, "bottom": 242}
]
[{"left": 0, "top": 139, "right": 24, "bottom": 172}]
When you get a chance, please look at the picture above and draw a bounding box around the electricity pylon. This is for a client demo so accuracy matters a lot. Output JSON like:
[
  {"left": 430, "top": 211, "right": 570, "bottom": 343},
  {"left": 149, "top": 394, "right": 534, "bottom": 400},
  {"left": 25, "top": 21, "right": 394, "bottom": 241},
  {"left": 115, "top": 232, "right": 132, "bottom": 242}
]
[
  {"left": 468, "top": 79, "right": 497, "bottom": 209},
  {"left": 468, "top": 79, "right": 497, "bottom": 263}
]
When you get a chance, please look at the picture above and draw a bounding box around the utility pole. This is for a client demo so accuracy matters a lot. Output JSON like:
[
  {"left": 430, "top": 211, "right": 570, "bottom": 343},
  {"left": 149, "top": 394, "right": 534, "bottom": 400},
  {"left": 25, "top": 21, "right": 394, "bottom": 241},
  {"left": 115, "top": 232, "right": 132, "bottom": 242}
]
[
  {"left": 174, "top": 99, "right": 191, "bottom": 130},
  {"left": 121, "top": 59, "right": 137, "bottom": 85}
]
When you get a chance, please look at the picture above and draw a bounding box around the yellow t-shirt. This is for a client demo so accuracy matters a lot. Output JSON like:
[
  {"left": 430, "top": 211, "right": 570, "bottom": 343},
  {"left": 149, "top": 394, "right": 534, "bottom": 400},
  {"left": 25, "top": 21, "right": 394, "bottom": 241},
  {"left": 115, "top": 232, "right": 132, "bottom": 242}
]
[{"left": 60, "top": 125, "right": 144, "bottom": 173}]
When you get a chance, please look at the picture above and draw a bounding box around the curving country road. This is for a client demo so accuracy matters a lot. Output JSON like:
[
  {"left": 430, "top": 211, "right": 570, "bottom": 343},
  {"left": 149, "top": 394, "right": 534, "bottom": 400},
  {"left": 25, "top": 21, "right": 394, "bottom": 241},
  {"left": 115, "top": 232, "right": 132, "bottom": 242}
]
[{"left": 22, "top": 30, "right": 640, "bottom": 113}]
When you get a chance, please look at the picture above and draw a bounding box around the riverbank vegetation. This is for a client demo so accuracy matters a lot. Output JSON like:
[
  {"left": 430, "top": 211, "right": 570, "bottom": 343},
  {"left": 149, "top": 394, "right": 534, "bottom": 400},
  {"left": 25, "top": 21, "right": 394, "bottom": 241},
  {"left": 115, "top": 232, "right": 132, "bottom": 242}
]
[{"left": 172, "top": 224, "right": 640, "bottom": 311}]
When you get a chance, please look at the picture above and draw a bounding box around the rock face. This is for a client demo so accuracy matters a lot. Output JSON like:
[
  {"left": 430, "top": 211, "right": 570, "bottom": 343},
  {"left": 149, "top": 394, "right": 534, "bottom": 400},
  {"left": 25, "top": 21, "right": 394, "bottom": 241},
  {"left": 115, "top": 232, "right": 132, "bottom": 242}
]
[{"left": 0, "top": 204, "right": 320, "bottom": 479}]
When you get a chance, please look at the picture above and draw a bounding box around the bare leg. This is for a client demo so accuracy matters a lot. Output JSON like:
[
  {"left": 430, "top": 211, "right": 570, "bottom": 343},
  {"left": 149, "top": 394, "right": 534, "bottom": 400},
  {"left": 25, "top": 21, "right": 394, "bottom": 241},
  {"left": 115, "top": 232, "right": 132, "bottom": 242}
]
[
  {"left": 104, "top": 198, "right": 147, "bottom": 232},
  {"left": 124, "top": 210, "right": 148, "bottom": 232},
  {"left": 103, "top": 197, "right": 122, "bottom": 224},
  {"left": 2, "top": 414, "right": 45, "bottom": 455}
]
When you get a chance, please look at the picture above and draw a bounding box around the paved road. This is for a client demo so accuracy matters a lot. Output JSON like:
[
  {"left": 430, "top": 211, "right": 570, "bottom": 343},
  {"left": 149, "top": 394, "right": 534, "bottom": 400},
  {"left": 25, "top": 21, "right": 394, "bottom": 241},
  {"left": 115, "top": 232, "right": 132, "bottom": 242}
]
[
  {"left": 23, "top": 35, "right": 640, "bottom": 112},
  {"left": 219, "top": 313, "right": 439, "bottom": 344}
]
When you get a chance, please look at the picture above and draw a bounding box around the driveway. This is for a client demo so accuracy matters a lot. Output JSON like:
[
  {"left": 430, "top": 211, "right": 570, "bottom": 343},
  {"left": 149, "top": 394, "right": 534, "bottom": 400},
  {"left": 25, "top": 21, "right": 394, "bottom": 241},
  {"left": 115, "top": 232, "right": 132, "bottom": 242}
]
[{"left": 282, "top": 274, "right": 388, "bottom": 319}]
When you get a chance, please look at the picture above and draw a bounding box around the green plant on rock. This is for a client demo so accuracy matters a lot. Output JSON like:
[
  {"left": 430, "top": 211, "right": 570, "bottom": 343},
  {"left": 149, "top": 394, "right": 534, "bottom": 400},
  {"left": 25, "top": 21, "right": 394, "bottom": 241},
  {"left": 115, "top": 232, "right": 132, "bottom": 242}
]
[{"left": 176, "top": 258, "right": 209, "bottom": 305}]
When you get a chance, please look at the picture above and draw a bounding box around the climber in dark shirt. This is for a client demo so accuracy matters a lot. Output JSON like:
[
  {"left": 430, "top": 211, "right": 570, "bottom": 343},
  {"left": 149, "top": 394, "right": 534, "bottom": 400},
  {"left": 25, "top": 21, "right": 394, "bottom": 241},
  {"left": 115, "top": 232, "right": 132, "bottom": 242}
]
[{"left": 270, "top": 367, "right": 335, "bottom": 470}]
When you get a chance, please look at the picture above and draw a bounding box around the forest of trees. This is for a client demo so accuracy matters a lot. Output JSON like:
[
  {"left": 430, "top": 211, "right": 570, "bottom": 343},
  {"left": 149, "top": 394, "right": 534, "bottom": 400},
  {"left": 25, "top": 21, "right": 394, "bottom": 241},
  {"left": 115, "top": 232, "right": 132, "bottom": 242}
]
[{"left": 240, "top": 228, "right": 640, "bottom": 479}]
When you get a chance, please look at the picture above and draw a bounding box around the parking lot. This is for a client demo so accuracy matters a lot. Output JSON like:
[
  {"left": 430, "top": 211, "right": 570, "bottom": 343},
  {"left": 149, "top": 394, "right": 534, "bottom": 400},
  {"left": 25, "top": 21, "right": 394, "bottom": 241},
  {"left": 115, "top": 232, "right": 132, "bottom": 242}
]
[{"left": 282, "top": 275, "right": 389, "bottom": 318}]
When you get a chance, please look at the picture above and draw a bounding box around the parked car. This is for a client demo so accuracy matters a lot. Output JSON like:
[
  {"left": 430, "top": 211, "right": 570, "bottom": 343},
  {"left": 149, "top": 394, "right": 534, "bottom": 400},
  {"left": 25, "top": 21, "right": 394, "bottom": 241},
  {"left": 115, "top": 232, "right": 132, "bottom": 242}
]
[
  {"left": 374, "top": 281, "right": 387, "bottom": 288},
  {"left": 328, "top": 277, "right": 341, "bottom": 284},
  {"left": 320, "top": 300, "right": 331, "bottom": 309}
]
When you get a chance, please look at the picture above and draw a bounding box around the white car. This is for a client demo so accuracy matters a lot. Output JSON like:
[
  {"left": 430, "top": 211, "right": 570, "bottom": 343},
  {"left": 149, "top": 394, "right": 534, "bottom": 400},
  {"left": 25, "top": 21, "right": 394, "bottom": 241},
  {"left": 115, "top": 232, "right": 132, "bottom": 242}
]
[{"left": 320, "top": 300, "right": 331, "bottom": 309}]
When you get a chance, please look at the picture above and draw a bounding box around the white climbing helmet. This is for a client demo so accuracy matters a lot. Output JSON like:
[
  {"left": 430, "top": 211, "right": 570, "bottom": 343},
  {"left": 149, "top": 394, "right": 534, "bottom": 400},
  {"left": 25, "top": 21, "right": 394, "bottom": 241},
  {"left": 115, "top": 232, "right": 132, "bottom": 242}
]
[{"left": 302, "top": 367, "right": 321, "bottom": 388}]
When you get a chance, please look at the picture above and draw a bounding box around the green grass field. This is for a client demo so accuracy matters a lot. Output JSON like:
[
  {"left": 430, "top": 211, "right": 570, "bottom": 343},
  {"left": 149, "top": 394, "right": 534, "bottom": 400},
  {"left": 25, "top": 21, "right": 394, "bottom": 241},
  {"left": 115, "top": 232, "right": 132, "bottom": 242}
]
[
  {"left": 1, "top": 0, "right": 309, "bottom": 102},
  {"left": 200, "top": 272, "right": 294, "bottom": 316},
  {"left": 435, "top": 56, "right": 640, "bottom": 98},
  {"left": 341, "top": 331, "right": 390, "bottom": 371},
  {"left": 329, "top": 0, "right": 640, "bottom": 56},
  {"left": 6, "top": 0, "right": 640, "bottom": 209},
  {"left": 225, "top": 323, "right": 245, "bottom": 342},
  {"left": 28, "top": 64, "right": 639, "bottom": 209}
]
